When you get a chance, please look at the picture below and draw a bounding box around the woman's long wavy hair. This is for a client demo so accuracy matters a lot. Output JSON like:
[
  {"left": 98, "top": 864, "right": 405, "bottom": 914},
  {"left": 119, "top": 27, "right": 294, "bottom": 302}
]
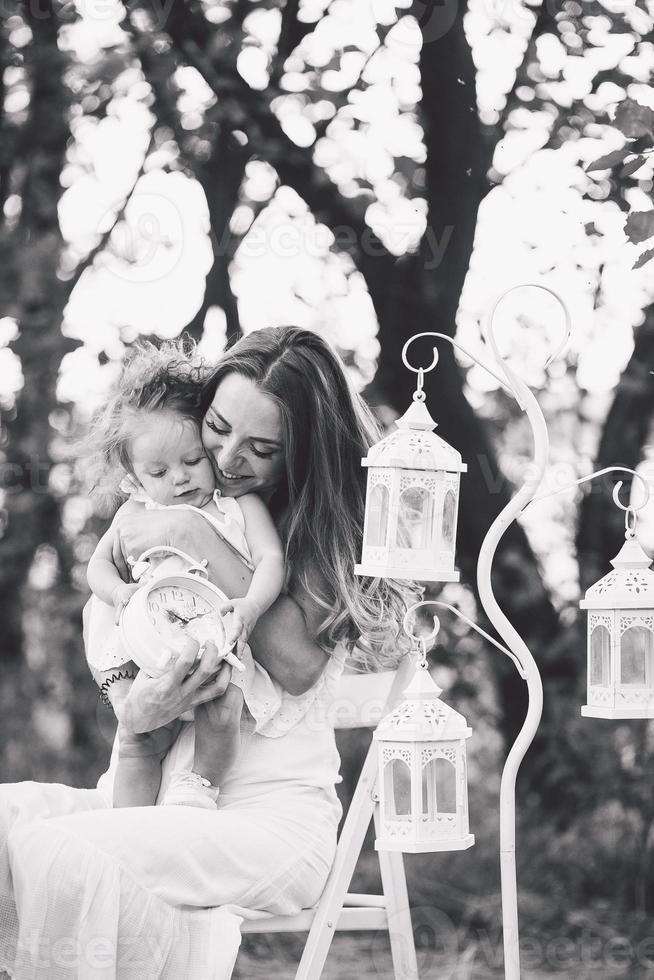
[{"left": 201, "top": 326, "right": 418, "bottom": 668}]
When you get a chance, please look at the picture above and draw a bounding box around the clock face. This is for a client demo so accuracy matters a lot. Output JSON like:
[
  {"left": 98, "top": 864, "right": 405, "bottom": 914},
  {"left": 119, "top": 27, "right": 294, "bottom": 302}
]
[{"left": 146, "top": 581, "right": 227, "bottom": 649}]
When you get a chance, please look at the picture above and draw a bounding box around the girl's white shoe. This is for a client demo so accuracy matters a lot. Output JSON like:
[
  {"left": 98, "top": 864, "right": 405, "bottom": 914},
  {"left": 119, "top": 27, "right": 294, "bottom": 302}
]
[{"left": 161, "top": 771, "right": 220, "bottom": 809}]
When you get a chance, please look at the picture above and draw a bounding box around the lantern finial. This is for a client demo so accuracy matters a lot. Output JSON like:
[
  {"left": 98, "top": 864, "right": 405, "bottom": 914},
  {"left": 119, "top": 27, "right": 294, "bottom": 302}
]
[
  {"left": 395, "top": 399, "right": 438, "bottom": 432},
  {"left": 609, "top": 536, "right": 652, "bottom": 571},
  {"left": 401, "top": 663, "right": 443, "bottom": 701}
]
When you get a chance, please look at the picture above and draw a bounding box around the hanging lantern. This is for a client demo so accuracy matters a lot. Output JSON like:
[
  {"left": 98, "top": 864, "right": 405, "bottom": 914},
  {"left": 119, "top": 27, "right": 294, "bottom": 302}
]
[
  {"left": 374, "top": 655, "right": 474, "bottom": 853},
  {"left": 355, "top": 395, "right": 467, "bottom": 583},
  {"left": 581, "top": 522, "right": 654, "bottom": 720}
]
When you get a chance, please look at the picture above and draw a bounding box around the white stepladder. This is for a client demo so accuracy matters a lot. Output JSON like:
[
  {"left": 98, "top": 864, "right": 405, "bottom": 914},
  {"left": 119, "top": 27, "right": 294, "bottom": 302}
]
[{"left": 240, "top": 656, "right": 420, "bottom": 980}]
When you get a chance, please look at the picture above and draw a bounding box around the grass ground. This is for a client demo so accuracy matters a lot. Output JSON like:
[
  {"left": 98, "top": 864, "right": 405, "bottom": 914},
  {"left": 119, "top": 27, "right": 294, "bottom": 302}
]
[{"left": 234, "top": 930, "right": 653, "bottom": 979}]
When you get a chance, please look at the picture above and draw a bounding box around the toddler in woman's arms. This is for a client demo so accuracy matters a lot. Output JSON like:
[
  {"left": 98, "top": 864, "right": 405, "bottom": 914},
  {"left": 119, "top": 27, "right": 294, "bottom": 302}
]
[{"left": 85, "top": 341, "right": 285, "bottom": 809}]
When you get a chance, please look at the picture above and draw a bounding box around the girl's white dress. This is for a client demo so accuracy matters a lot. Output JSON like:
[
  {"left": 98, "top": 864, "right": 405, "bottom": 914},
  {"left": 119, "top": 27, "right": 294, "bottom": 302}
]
[
  {"left": 86, "top": 490, "right": 284, "bottom": 733},
  {"left": 0, "top": 644, "right": 347, "bottom": 979}
]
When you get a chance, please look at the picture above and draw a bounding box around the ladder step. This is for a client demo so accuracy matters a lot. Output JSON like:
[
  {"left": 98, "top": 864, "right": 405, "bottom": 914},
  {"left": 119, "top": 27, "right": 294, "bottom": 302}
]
[
  {"left": 343, "top": 893, "right": 386, "bottom": 908},
  {"left": 241, "top": 905, "right": 389, "bottom": 934}
]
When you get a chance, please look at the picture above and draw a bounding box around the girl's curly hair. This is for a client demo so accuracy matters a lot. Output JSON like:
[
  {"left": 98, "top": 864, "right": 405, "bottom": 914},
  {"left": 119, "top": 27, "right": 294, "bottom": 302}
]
[{"left": 83, "top": 338, "right": 209, "bottom": 513}]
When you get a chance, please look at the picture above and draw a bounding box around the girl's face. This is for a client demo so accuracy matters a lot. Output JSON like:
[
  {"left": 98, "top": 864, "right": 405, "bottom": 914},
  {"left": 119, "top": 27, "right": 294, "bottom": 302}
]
[
  {"left": 201, "top": 373, "right": 285, "bottom": 499},
  {"left": 129, "top": 412, "right": 215, "bottom": 508}
]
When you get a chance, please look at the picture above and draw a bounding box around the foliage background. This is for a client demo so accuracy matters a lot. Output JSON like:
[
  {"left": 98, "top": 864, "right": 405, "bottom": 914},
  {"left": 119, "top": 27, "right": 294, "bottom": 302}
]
[{"left": 1, "top": 0, "right": 654, "bottom": 975}]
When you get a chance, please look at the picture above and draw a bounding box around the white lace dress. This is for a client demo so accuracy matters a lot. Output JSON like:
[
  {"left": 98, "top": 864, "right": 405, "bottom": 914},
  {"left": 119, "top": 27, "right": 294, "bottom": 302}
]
[{"left": 0, "top": 647, "right": 346, "bottom": 980}]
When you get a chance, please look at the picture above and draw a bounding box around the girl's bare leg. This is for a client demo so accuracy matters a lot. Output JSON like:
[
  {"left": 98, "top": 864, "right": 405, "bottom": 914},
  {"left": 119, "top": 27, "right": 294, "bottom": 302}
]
[
  {"left": 113, "top": 720, "right": 182, "bottom": 807},
  {"left": 193, "top": 684, "right": 244, "bottom": 789}
]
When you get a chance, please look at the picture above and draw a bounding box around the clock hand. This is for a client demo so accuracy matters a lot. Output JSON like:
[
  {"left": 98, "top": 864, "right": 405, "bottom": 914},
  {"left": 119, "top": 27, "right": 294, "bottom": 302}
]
[
  {"left": 164, "top": 609, "right": 191, "bottom": 626},
  {"left": 162, "top": 607, "right": 245, "bottom": 673}
]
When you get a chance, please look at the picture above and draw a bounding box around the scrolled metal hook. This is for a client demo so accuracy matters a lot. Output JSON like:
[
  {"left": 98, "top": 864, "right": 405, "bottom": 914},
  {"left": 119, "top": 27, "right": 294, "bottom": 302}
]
[
  {"left": 402, "top": 604, "right": 440, "bottom": 647},
  {"left": 484, "top": 283, "right": 572, "bottom": 410},
  {"left": 401, "top": 334, "right": 441, "bottom": 375},
  {"left": 401, "top": 332, "right": 515, "bottom": 397},
  {"left": 612, "top": 477, "right": 649, "bottom": 513},
  {"left": 525, "top": 465, "right": 650, "bottom": 514},
  {"left": 401, "top": 284, "right": 570, "bottom": 410},
  {"left": 403, "top": 598, "right": 527, "bottom": 677}
]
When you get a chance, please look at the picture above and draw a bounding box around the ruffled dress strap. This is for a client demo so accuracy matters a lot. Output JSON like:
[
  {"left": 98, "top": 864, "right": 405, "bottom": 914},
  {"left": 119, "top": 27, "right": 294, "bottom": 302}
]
[
  {"left": 201, "top": 492, "right": 252, "bottom": 565},
  {"left": 257, "top": 643, "right": 348, "bottom": 738}
]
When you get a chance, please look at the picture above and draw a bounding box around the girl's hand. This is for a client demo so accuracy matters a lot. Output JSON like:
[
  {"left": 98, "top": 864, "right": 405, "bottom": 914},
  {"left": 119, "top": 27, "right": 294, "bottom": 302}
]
[
  {"left": 119, "top": 637, "right": 232, "bottom": 734},
  {"left": 111, "top": 583, "right": 141, "bottom": 625},
  {"left": 218, "top": 597, "right": 261, "bottom": 659}
]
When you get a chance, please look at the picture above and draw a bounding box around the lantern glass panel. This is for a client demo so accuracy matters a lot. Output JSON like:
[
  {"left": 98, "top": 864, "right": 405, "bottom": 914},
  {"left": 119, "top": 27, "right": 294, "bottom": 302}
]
[
  {"left": 396, "top": 487, "right": 433, "bottom": 549},
  {"left": 434, "top": 757, "right": 456, "bottom": 814},
  {"left": 590, "top": 625, "right": 611, "bottom": 686},
  {"left": 441, "top": 489, "right": 457, "bottom": 551},
  {"left": 385, "top": 758, "right": 412, "bottom": 819},
  {"left": 620, "top": 626, "right": 652, "bottom": 685},
  {"left": 421, "top": 762, "right": 436, "bottom": 818},
  {"left": 366, "top": 483, "right": 390, "bottom": 548}
]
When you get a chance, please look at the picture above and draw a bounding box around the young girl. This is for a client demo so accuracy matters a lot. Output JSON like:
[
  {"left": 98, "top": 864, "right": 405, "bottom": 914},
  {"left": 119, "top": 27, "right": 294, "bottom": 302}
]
[{"left": 85, "top": 341, "right": 285, "bottom": 810}]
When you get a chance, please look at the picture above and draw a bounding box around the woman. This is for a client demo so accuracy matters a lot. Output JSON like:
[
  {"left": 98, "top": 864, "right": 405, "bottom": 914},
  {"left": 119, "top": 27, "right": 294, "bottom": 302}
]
[{"left": 0, "top": 327, "right": 410, "bottom": 980}]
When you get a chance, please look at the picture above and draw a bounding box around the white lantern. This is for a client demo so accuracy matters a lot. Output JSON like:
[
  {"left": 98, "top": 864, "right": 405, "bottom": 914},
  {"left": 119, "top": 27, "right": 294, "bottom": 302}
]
[
  {"left": 581, "top": 535, "right": 654, "bottom": 719},
  {"left": 355, "top": 398, "right": 467, "bottom": 583},
  {"left": 374, "top": 662, "right": 474, "bottom": 853}
]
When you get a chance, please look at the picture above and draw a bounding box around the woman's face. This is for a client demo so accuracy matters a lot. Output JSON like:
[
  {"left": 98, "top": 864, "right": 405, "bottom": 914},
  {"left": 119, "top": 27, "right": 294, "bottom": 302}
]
[{"left": 201, "top": 373, "right": 285, "bottom": 499}]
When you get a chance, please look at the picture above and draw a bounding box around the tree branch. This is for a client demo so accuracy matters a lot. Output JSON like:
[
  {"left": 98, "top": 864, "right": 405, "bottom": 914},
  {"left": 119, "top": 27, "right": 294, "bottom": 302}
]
[{"left": 66, "top": 132, "right": 155, "bottom": 296}]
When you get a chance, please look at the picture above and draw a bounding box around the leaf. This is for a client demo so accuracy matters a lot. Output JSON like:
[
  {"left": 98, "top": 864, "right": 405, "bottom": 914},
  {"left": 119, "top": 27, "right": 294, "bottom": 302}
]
[
  {"left": 585, "top": 147, "right": 631, "bottom": 172},
  {"left": 614, "top": 99, "right": 654, "bottom": 139},
  {"left": 619, "top": 155, "right": 649, "bottom": 177},
  {"left": 633, "top": 246, "right": 654, "bottom": 270},
  {"left": 625, "top": 210, "right": 654, "bottom": 245}
]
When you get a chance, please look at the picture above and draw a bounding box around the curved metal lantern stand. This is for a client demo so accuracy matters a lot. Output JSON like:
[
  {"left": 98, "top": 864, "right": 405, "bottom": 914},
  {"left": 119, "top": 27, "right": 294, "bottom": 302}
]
[{"left": 402, "top": 283, "right": 572, "bottom": 980}]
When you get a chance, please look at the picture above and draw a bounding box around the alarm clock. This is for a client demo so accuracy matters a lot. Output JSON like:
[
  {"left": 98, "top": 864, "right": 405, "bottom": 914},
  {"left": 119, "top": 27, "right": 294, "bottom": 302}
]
[{"left": 119, "top": 546, "right": 244, "bottom": 677}]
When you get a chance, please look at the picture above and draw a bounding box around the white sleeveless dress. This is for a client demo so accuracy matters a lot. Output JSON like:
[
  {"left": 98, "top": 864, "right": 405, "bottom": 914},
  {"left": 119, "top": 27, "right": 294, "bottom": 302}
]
[{"left": 0, "top": 647, "right": 347, "bottom": 980}]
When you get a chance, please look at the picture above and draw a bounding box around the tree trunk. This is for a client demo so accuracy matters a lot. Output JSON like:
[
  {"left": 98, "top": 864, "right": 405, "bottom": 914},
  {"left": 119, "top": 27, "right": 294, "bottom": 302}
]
[
  {"left": 183, "top": 132, "right": 247, "bottom": 347},
  {"left": 0, "top": 2, "right": 74, "bottom": 660}
]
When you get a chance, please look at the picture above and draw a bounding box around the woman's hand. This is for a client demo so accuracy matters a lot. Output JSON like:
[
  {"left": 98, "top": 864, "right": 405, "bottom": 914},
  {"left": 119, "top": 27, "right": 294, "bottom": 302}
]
[{"left": 118, "top": 638, "right": 232, "bottom": 734}]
